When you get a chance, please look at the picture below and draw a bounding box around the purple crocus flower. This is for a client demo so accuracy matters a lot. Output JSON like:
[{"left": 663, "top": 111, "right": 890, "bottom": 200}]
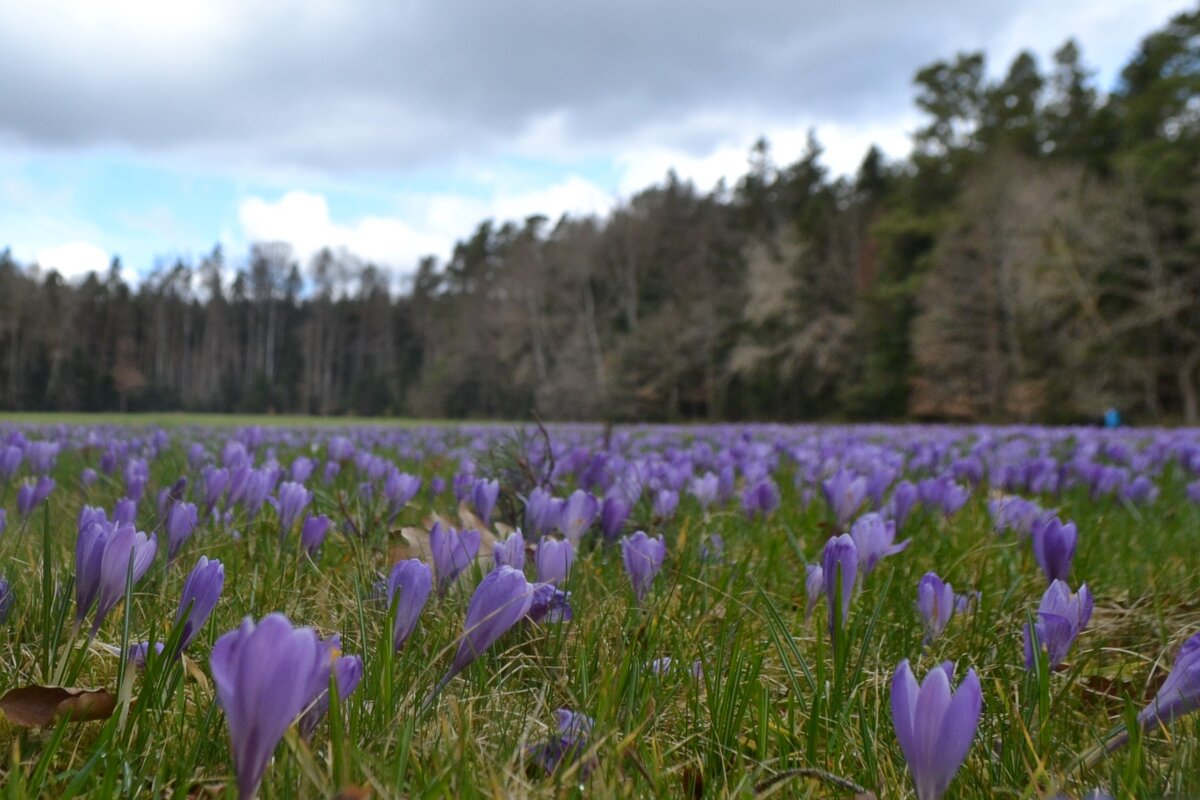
[
  {"left": 700, "top": 533, "right": 725, "bottom": 563},
  {"left": 383, "top": 470, "right": 422, "bottom": 522},
  {"left": 431, "top": 566, "right": 535, "bottom": 696},
  {"left": 1024, "top": 580, "right": 1092, "bottom": 670},
  {"left": 741, "top": 479, "right": 781, "bottom": 519},
  {"left": 1137, "top": 630, "right": 1200, "bottom": 732},
  {"left": 274, "top": 481, "right": 312, "bottom": 535},
  {"left": 917, "top": 572, "right": 956, "bottom": 644},
  {"left": 17, "top": 476, "right": 54, "bottom": 517},
  {"left": 891, "top": 659, "right": 982, "bottom": 800},
  {"left": 988, "top": 496, "right": 1041, "bottom": 537},
  {"left": 210, "top": 614, "right": 329, "bottom": 800},
  {"left": 938, "top": 482, "right": 971, "bottom": 516},
  {"left": 128, "top": 641, "right": 165, "bottom": 670},
  {"left": 0, "top": 445, "right": 21, "bottom": 482},
  {"left": 525, "top": 488, "right": 562, "bottom": 538},
  {"left": 0, "top": 509, "right": 6, "bottom": 538},
  {"left": 1187, "top": 479, "right": 1200, "bottom": 505},
  {"left": 890, "top": 480, "right": 919, "bottom": 529},
  {"left": 429, "top": 522, "right": 481, "bottom": 592},
  {"left": 689, "top": 472, "right": 720, "bottom": 510},
  {"left": 536, "top": 537, "right": 574, "bottom": 584},
  {"left": 300, "top": 514, "right": 332, "bottom": 556},
  {"left": 492, "top": 531, "right": 526, "bottom": 571},
  {"left": 804, "top": 564, "right": 824, "bottom": 624},
  {"left": 75, "top": 520, "right": 158, "bottom": 635},
  {"left": 621, "top": 531, "right": 666, "bottom": 603},
  {"left": 472, "top": 478, "right": 500, "bottom": 526},
  {"left": 821, "top": 534, "right": 858, "bottom": 631},
  {"left": 80, "top": 467, "right": 98, "bottom": 487},
  {"left": 78, "top": 505, "right": 107, "bottom": 533},
  {"left": 298, "top": 634, "right": 363, "bottom": 739},
  {"left": 166, "top": 502, "right": 199, "bottom": 562},
  {"left": 288, "top": 457, "right": 314, "bottom": 484},
  {"left": 822, "top": 469, "right": 867, "bottom": 525},
  {"left": 113, "top": 497, "right": 137, "bottom": 526},
  {"left": 386, "top": 558, "right": 433, "bottom": 651},
  {"left": 599, "top": 495, "right": 630, "bottom": 541},
  {"left": 527, "top": 582, "right": 573, "bottom": 624},
  {"left": 850, "top": 512, "right": 910, "bottom": 575},
  {"left": 202, "top": 466, "right": 230, "bottom": 513},
  {"left": 1031, "top": 516, "right": 1077, "bottom": 584},
  {"left": 0, "top": 577, "right": 13, "bottom": 624},
  {"left": 559, "top": 489, "right": 599, "bottom": 545},
  {"left": 124, "top": 458, "right": 149, "bottom": 501},
  {"left": 158, "top": 476, "right": 188, "bottom": 518},
  {"left": 530, "top": 709, "right": 595, "bottom": 775},
  {"left": 175, "top": 556, "right": 224, "bottom": 653},
  {"left": 652, "top": 489, "right": 679, "bottom": 519}
]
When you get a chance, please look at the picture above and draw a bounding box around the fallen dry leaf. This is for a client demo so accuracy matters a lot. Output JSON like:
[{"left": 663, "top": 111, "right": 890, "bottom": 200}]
[
  {"left": 390, "top": 526, "right": 434, "bottom": 563},
  {"left": 182, "top": 653, "right": 210, "bottom": 691},
  {"left": 332, "top": 786, "right": 372, "bottom": 800},
  {"left": 0, "top": 685, "right": 117, "bottom": 727}
]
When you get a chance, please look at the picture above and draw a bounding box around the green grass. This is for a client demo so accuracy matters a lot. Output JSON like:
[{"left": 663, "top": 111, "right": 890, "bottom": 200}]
[{"left": 0, "top": 433, "right": 1198, "bottom": 798}]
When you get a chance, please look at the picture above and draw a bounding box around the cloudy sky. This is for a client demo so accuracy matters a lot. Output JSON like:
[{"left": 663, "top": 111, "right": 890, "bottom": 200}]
[{"left": 0, "top": 0, "right": 1189, "bottom": 284}]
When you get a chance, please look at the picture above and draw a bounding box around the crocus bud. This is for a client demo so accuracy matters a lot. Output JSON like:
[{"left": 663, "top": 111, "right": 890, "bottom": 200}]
[
  {"left": 599, "top": 496, "right": 629, "bottom": 541},
  {"left": 175, "top": 556, "right": 224, "bottom": 653},
  {"left": 1031, "top": 517, "right": 1076, "bottom": 584},
  {"left": 386, "top": 558, "right": 432, "bottom": 651},
  {"left": 558, "top": 490, "right": 599, "bottom": 545},
  {"left": 536, "top": 537, "right": 574, "bottom": 585},
  {"left": 430, "top": 522, "right": 480, "bottom": 592},
  {"left": 621, "top": 531, "right": 666, "bottom": 603},
  {"left": 891, "top": 659, "right": 982, "bottom": 800},
  {"left": 432, "top": 566, "right": 534, "bottom": 696},
  {"left": 210, "top": 614, "right": 329, "bottom": 800},
  {"left": 300, "top": 514, "right": 332, "bottom": 557},
  {"left": 651, "top": 489, "right": 678, "bottom": 519},
  {"left": 917, "top": 572, "right": 955, "bottom": 644},
  {"left": 804, "top": 564, "right": 824, "bottom": 624},
  {"left": 274, "top": 481, "right": 313, "bottom": 535},
  {"left": 75, "top": 520, "right": 157, "bottom": 635},
  {"left": 527, "top": 582, "right": 573, "bottom": 624},
  {"left": 1137, "top": 630, "right": 1200, "bottom": 732},
  {"left": 299, "top": 634, "right": 363, "bottom": 739},
  {"left": 822, "top": 534, "right": 858, "bottom": 632},
  {"left": 1024, "top": 580, "right": 1092, "bottom": 670},
  {"left": 472, "top": 478, "right": 500, "bottom": 526},
  {"left": 166, "top": 502, "right": 199, "bottom": 562},
  {"left": 890, "top": 480, "right": 919, "bottom": 529},
  {"left": 689, "top": 472, "right": 720, "bottom": 511},
  {"left": 492, "top": 531, "right": 526, "bottom": 571},
  {"left": 850, "top": 512, "right": 909, "bottom": 575},
  {"left": 822, "top": 469, "right": 866, "bottom": 525}
]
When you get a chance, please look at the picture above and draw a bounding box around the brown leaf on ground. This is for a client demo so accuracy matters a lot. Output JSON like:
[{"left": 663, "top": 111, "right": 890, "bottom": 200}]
[
  {"left": 331, "top": 787, "right": 372, "bottom": 800},
  {"left": 454, "top": 504, "right": 500, "bottom": 552},
  {"left": 391, "top": 526, "right": 434, "bottom": 563},
  {"left": 0, "top": 685, "right": 118, "bottom": 727}
]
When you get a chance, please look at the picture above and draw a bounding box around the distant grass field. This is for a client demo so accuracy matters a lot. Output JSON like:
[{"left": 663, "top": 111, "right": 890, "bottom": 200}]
[{"left": 0, "top": 412, "right": 449, "bottom": 428}]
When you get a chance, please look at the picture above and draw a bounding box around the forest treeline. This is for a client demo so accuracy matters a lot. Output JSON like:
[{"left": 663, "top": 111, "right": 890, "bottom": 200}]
[{"left": 2, "top": 11, "right": 1198, "bottom": 423}]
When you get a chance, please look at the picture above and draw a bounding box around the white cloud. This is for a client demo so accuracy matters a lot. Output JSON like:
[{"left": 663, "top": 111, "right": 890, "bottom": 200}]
[
  {"left": 238, "top": 191, "right": 446, "bottom": 272},
  {"left": 35, "top": 241, "right": 111, "bottom": 278},
  {"left": 237, "top": 176, "right": 616, "bottom": 277}
]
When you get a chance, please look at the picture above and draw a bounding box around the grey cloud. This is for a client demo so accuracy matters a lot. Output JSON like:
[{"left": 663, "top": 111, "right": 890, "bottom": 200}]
[{"left": 0, "top": 1, "right": 1112, "bottom": 170}]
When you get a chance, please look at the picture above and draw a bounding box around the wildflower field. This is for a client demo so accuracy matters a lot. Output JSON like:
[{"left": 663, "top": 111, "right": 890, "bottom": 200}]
[{"left": 0, "top": 420, "right": 1198, "bottom": 799}]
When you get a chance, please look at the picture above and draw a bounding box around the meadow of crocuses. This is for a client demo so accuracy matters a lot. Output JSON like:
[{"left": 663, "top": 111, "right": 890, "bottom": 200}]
[{"left": 1, "top": 420, "right": 1199, "bottom": 798}]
